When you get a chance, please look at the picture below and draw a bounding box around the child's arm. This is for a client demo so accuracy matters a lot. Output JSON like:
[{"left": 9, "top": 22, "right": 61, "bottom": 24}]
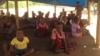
[
  {"left": 26, "top": 37, "right": 32, "bottom": 49},
  {"left": 46, "top": 23, "right": 49, "bottom": 29},
  {"left": 27, "top": 38, "right": 36, "bottom": 54},
  {"left": 7, "top": 45, "right": 14, "bottom": 56},
  {"left": 51, "top": 40, "right": 55, "bottom": 48},
  {"left": 8, "top": 38, "right": 15, "bottom": 53},
  {"left": 63, "top": 33, "right": 70, "bottom": 54},
  {"left": 27, "top": 43, "right": 31, "bottom": 48},
  {"left": 51, "top": 30, "right": 56, "bottom": 49}
]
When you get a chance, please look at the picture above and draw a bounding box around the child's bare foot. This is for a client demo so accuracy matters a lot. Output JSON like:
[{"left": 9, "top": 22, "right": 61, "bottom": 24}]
[
  {"left": 68, "top": 48, "right": 75, "bottom": 51},
  {"left": 64, "top": 51, "right": 70, "bottom": 54},
  {"left": 33, "top": 50, "right": 39, "bottom": 54}
]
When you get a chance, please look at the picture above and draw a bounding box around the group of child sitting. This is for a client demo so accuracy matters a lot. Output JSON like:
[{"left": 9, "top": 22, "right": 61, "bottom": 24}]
[{"left": 1, "top": 8, "right": 83, "bottom": 56}]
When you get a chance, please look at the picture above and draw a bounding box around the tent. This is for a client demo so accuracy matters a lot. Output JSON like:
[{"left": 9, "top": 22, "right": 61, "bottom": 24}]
[{"left": 30, "top": 0, "right": 87, "bottom": 8}]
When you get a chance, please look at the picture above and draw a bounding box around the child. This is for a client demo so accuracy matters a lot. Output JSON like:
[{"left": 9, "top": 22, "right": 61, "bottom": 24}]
[
  {"left": 51, "top": 22, "right": 70, "bottom": 54},
  {"left": 71, "top": 17, "right": 82, "bottom": 38},
  {"left": 3, "top": 18, "right": 16, "bottom": 40},
  {"left": 36, "top": 19, "right": 48, "bottom": 37},
  {"left": 50, "top": 13, "right": 58, "bottom": 28},
  {"left": 8, "top": 29, "right": 35, "bottom": 56},
  {"left": 71, "top": 17, "right": 82, "bottom": 46}
]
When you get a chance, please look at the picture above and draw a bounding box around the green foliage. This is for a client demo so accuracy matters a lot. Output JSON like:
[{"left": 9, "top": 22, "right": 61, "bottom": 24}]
[
  {"left": 18, "top": 1, "right": 26, "bottom": 8},
  {"left": 8, "top": 1, "right": 14, "bottom": 8},
  {"left": 0, "top": 4, "right": 5, "bottom": 8},
  {"left": 0, "top": 1, "right": 14, "bottom": 9},
  {"left": 0, "top": 1, "right": 52, "bottom": 9},
  {"left": 93, "top": 3, "right": 97, "bottom": 7}
]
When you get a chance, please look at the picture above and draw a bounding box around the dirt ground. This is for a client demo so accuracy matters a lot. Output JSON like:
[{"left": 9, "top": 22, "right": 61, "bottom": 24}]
[{"left": 0, "top": 21, "right": 100, "bottom": 56}]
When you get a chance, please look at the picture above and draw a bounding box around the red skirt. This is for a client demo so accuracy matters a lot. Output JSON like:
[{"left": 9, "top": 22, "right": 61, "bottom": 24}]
[
  {"left": 37, "top": 27, "right": 47, "bottom": 35},
  {"left": 54, "top": 38, "right": 64, "bottom": 49}
]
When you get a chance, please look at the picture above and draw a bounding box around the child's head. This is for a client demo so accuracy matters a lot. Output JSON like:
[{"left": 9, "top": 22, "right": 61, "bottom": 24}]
[
  {"left": 76, "top": 1, "right": 80, "bottom": 4},
  {"left": 74, "top": 16, "right": 80, "bottom": 24},
  {"left": 6, "top": 19, "right": 12, "bottom": 26},
  {"left": 16, "top": 29, "right": 24, "bottom": 41},
  {"left": 53, "top": 13, "right": 56, "bottom": 17},
  {"left": 45, "top": 11, "right": 50, "bottom": 18},
  {"left": 62, "top": 16, "right": 67, "bottom": 22},
  {"left": 32, "top": 11, "right": 36, "bottom": 17},
  {"left": 56, "top": 22, "right": 63, "bottom": 32},
  {"left": 39, "top": 19, "right": 45, "bottom": 23},
  {"left": 70, "top": 11, "right": 73, "bottom": 14}
]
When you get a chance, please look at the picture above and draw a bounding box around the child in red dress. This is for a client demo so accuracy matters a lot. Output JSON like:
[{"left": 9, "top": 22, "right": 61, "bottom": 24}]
[
  {"left": 51, "top": 22, "right": 70, "bottom": 54},
  {"left": 36, "top": 19, "right": 48, "bottom": 37}
]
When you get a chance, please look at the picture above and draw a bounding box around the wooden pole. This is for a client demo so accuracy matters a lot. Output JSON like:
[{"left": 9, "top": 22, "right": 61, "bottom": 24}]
[
  {"left": 54, "top": 0, "right": 56, "bottom": 16},
  {"left": 6, "top": 0, "right": 9, "bottom": 16},
  {"left": 87, "top": 0, "right": 91, "bottom": 25},
  {"left": 15, "top": 0, "right": 19, "bottom": 29},
  {"left": 26, "top": 0, "right": 29, "bottom": 18},
  {"left": 96, "top": 0, "right": 100, "bottom": 46}
]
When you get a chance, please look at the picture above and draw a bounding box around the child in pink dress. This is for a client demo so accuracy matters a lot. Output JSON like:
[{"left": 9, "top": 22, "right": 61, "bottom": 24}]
[
  {"left": 71, "top": 22, "right": 82, "bottom": 38},
  {"left": 71, "top": 17, "right": 82, "bottom": 46},
  {"left": 71, "top": 16, "right": 82, "bottom": 38}
]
